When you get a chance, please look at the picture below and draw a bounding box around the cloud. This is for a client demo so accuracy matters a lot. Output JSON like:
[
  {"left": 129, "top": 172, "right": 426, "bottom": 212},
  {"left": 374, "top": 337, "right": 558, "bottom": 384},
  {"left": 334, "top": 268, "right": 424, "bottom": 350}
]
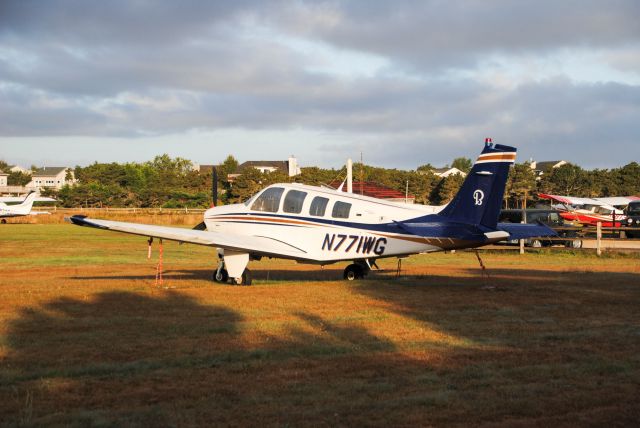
[{"left": 0, "top": 0, "right": 638, "bottom": 169}]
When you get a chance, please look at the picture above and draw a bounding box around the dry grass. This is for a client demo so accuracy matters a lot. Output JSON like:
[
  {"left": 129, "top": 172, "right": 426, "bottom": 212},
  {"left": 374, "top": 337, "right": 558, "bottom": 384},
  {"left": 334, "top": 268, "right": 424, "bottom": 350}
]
[
  {"left": 3, "top": 208, "right": 203, "bottom": 225},
  {"left": 1, "top": 224, "right": 639, "bottom": 426}
]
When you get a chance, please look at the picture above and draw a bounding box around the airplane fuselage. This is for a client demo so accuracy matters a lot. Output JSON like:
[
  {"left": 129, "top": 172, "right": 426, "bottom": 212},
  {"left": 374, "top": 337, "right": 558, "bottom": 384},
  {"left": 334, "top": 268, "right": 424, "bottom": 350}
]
[{"left": 203, "top": 183, "right": 463, "bottom": 263}]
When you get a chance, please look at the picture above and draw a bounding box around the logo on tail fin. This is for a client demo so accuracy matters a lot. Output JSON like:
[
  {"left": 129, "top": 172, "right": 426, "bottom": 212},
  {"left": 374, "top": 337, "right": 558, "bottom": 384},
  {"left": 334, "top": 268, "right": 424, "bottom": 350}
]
[{"left": 473, "top": 190, "right": 484, "bottom": 206}]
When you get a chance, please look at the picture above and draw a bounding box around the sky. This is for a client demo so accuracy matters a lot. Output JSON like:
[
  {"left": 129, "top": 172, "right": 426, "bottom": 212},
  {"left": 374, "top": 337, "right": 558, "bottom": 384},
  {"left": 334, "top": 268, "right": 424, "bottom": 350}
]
[{"left": 1, "top": 0, "right": 639, "bottom": 170}]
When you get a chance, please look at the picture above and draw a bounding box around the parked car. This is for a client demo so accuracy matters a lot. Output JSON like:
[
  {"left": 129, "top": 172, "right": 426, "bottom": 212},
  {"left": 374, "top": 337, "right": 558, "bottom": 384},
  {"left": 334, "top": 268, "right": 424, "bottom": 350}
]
[
  {"left": 499, "top": 208, "right": 583, "bottom": 248},
  {"left": 621, "top": 201, "right": 640, "bottom": 238}
]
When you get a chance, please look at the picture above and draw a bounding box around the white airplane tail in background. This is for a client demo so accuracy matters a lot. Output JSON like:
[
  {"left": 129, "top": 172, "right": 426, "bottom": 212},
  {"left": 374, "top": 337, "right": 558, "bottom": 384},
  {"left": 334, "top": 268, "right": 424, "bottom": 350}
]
[{"left": 0, "top": 191, "right": 51, "bottom": 221}]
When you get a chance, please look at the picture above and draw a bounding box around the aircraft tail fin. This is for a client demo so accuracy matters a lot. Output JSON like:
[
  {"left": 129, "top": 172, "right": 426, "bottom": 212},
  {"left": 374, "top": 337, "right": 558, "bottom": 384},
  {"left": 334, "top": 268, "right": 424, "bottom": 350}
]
[
  {"left": 438, "top": 140, "right": 516, "bottom": 229},
  {"left": 15, "top": 191, "right": 38, "bottom": 214}
]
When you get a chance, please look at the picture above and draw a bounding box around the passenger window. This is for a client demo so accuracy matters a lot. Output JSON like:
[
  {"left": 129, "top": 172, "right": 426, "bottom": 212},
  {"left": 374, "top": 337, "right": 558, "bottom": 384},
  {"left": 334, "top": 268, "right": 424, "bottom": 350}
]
[
  {"left": 283, "top": 190, "right": 307, "bottom": 214},
  {"left": 332, "top": 201, "right": 352, "bottom": 219},
  {"left": 309, "top": 196, "right": 329, "bottom": 217},
  {"left": 251, "top": 187, "right": 284, "bottom": 212}
]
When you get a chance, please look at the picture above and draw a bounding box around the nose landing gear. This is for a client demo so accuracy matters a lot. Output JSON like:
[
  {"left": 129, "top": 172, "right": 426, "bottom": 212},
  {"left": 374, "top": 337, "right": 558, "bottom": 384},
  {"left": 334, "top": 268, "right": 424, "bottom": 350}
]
[{"left": 213, "top": 253, "right": 252, "bottom": 285}]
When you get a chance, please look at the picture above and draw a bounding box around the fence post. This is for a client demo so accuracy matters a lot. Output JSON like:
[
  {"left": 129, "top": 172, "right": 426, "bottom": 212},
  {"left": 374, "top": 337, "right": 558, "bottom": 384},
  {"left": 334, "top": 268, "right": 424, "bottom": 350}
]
[
  {"left": 596, "top": 221, "right": 602, "bottom": 256},
  {"left": 519, "top": 219, "right": 525, "bottom": 254}
]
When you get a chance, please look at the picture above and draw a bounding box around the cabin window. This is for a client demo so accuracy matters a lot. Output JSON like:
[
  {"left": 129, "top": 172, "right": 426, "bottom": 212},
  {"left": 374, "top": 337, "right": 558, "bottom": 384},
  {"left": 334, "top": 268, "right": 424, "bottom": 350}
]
[
  {"left": 251, "top": 187, "right": 284, "bottom": 212},
  {"left": 309, "top": 196, "right": 329, "bottom": 217},
  {"left": 283, "top": 190, "right": 307, "bottom": 214},
  {"left": 332, "top": 201, "right": 352, "bottom": 219}
]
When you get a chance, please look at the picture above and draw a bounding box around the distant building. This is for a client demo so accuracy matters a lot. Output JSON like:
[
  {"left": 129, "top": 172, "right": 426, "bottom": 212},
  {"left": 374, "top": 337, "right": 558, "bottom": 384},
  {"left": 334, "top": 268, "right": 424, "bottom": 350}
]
[
  {"left": 530, "top": 160, "right": 567, "bottom": 178},
  {"left": 329, "top": 181, "right": 415, "bottom": 204},
  {"left": 429, "top": 167, "right": 467, "bottom": 178},
  {"left": 0, "top": 172, "right": 7, "bottom": 187},
  {"left": 28, "top": 167, "right": 76, "bottom": 190},
  {"left": 7, "top": 165, "right": 29, "bottom": 174},
  {"left": 228, "top": 156, "right": 301, "bottom": 181}
]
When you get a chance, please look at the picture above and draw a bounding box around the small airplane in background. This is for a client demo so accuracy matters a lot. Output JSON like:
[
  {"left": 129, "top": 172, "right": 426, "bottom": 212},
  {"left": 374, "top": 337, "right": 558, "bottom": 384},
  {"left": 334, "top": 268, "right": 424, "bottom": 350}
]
[
  {"left": 538, "top": 194, "right": 640, "bottom": 227},
  {"left": 0, "top": 191, "right": 53, "bottom": 223},
  {"left": 70, "top": 140, "right": 555, "bottom": 285}
]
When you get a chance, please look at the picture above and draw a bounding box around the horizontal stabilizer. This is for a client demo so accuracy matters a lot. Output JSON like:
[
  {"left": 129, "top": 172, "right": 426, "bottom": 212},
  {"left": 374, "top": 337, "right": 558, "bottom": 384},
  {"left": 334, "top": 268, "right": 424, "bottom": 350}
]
[{"left": 497, "top": 222, "right": 557, "bottom": 240}]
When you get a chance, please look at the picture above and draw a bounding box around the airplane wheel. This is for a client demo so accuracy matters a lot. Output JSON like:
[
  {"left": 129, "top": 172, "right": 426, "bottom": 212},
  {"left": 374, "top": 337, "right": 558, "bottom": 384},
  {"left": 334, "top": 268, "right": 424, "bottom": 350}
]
[
  {"left": 568, "top": 239, "right": 583, "bottom": 249},
  {"left": 530, "top": 239, "right": 542, "bottom": 248},
  {"left": 343, "top": 264, "right": 364, "bottom": 281},
  {"left": 241, "top": 268, "right": 252, "bottom": 286},
  {"left": 213, "top": 268, "right": 229, "bottom": 283},
  {"left": 1, "top": 219, "right": 6, "bottom": 224}
]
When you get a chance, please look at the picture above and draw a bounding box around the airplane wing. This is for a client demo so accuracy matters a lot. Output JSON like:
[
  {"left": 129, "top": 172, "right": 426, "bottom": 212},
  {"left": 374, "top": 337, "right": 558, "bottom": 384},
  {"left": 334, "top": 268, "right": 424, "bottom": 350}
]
[
  {"left": 0, "top": 196, "right": 57, "bottom": 203},
  {"left": 538, "top": 193, "right": 601, "bottom": 206},
  {"left": 69, "top": 215, "right": 308, "bottom": 259},
  {"left": 593, "top": 196, "right": 640, "bottom": 206},
  {"left": 497, "top": 222, "right": 557, "bottom": 240}
]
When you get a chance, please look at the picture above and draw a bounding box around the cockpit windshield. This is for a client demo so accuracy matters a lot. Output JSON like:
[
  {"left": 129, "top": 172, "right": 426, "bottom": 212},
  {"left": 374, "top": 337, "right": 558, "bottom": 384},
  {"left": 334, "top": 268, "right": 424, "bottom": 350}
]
[{"left": 250, "top": 187, "right": 285, "bottom": 212}]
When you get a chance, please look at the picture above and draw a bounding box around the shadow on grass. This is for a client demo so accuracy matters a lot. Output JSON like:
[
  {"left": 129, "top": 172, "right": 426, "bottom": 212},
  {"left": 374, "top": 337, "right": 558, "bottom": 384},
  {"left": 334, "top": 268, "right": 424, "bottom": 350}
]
[
  {"left": 8, "top": 269, "right": 640, "bottom": 425},
  {"left": 0, "top": 290, "right": 413, "bottom": 426}
]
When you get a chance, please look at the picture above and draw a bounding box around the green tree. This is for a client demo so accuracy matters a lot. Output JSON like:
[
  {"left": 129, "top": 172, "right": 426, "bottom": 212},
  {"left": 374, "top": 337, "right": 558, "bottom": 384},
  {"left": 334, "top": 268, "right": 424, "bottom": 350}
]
[
  {"left": 227, "top": 168, "right": 264, "bottom": 204},
  {"left": 7, "top": 171, "right": 32, "bottom": 186},
  {"left": 431, "top": 174, "right": 465, "bottom": 205},
  {"left": 613, "top": 162, "right": 640, "bottom": 196},
  {"left": 219, "top": 155, "right": 239, "bottom": 178},
  {"left": 451, "top": 157, "right": 472, "bottom": 173},
  {"left": 505, "top": 163, "right": 536, "bottom": 208},
  {"left": 538, "top": 164, "right": 588, "bottom": 196}
]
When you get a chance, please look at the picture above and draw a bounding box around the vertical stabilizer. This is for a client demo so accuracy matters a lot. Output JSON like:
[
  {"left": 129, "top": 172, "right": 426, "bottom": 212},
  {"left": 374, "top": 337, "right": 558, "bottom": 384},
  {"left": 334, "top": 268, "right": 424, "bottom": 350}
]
[{"left": 438, "top": 140, "right": 516, "bottom": 229}]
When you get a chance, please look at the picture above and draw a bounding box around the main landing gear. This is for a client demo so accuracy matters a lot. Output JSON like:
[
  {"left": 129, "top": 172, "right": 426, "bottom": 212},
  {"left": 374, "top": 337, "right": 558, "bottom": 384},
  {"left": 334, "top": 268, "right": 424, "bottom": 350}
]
[
  {"left": 343, "top": 261, "right": 372, "bottom": 281},
  {"left": 213, "top": 267, "right": 252, "bottom": 285}
]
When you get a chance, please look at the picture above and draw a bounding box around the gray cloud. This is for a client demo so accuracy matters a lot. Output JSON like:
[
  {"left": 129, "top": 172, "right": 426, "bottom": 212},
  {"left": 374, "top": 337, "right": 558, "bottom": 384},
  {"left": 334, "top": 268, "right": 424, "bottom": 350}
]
[{"left": 0, "top": 0, "right": 638, "bottom": 169}]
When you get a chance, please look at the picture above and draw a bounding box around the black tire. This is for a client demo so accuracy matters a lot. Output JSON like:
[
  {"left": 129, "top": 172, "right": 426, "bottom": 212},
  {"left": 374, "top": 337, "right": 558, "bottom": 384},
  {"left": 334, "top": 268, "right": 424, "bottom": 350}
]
[
  {"left": 213, "top": 268, "right": 228, "bottom": 283},
  {"left": 566, "top": 239, "right": 583, "bottom": 249},
  {"left": 343, "top": 264, "right": 364, "bottom": 281},
  {"left": 1, "top": 219, "right": 6, "bottom": 224},
  {"left": 241, "top": 268, "right": 252, "bottom": 286}
]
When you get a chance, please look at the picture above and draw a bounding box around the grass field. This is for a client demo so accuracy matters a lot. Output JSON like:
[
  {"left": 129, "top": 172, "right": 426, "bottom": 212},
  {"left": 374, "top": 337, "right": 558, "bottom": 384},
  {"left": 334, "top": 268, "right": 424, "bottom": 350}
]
[{"left": 1, "top": 224, "right": 640, "bottom": 426}]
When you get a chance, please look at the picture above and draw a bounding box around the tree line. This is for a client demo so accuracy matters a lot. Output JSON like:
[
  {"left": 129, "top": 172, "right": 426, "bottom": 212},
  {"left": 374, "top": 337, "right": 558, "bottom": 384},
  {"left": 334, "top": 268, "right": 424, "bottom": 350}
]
[{"left": 2, "top": 156, "right": 639, "bottom": 208}]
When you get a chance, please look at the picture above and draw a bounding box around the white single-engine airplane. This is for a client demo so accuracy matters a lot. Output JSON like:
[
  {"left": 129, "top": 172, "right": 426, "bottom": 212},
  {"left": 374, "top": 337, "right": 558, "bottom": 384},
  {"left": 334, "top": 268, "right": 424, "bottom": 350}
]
[
  {"left": 0, "top": 191, "right": 52, "bottom": 223},
  {"left": 70, "top": 141, "right": 555, "bottom": 284}
]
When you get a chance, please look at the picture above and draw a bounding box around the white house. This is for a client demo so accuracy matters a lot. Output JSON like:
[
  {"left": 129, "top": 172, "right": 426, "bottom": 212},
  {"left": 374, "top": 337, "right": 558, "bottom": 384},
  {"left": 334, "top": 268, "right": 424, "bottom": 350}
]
[
  {"left": 8, "top": 165, "right": 29, "bottom": 174},
  {"left": 0, "top": 172, "right": 7, "bottom": 187},
  {"left": 430, "top": 167, "right": 467, "bottom": 178},
  {"left": 28, "top": 167, "right": 76, "bottom": 190},
  {"left": 228, "top": 156, "right": 301, "bottom": 181},
  {"left": 530, "top": 160, "right": 568, "bottom": 179}
]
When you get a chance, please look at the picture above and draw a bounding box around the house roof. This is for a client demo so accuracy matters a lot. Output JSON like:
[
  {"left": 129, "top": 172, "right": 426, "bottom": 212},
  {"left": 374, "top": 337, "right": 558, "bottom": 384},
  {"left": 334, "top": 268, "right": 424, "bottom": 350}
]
[
  {"left": 432, "top": 167, "right": 452, "bottom": 174},
  {"left": 329, "top": 181, "right": 414, "bottom": 200},
  {"left": 31, "top": 167, "right": 68, "bottom": 177},
  {"left": 237, "top": 161, "right": 288, "bottom": 172},
  {"left": 535, "top": 161, "right": 564, "bottom": 172}
]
